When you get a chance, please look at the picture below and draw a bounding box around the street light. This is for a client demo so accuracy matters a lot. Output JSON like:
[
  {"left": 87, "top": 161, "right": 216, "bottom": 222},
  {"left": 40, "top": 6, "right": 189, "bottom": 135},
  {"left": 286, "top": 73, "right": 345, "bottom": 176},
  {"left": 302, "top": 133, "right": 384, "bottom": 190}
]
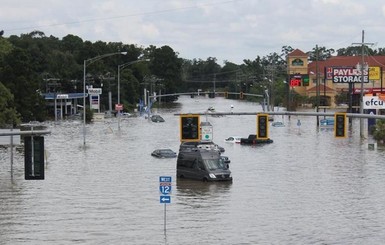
[
  {"left": 83, "top": 51, "right": 127, "bottom": 147},
  {"left": 117, "top": 58, "right": 150, "bottom": 131}
]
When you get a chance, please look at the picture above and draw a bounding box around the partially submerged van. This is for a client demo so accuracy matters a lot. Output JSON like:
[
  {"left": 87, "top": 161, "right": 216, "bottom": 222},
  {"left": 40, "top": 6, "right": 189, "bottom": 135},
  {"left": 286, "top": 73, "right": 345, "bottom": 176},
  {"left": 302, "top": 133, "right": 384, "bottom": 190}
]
[{"left": 176, "top": 148, "right": 232, "bottom": 182}]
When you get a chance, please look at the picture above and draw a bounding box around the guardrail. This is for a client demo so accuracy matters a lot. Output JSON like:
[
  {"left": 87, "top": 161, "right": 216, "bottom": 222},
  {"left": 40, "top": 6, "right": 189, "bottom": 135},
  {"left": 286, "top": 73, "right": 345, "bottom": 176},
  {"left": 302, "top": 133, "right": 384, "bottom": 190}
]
[
  {"left": 1, "top": 129, "right": 51, "bottom": 180},
  {"left": 174, "top": 111, "right": 385, "bottom": 120},
  {"left": 0, "top": 130, "right": 51, "bottom": 136}
]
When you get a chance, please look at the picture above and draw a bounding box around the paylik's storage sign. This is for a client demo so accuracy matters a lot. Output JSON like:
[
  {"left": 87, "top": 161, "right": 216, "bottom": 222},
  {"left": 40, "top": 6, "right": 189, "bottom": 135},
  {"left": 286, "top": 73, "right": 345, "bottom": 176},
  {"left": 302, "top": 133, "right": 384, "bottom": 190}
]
[{"left": 326, "top": 66, "right": 369, "bottom": 83}]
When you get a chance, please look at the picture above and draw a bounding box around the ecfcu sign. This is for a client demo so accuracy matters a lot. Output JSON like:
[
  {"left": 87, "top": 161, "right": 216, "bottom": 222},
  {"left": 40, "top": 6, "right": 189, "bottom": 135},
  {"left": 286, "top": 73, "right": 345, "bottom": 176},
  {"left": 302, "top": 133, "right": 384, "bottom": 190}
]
[{"left": 363, "top": 96, "right": 385, "bottom": 109}]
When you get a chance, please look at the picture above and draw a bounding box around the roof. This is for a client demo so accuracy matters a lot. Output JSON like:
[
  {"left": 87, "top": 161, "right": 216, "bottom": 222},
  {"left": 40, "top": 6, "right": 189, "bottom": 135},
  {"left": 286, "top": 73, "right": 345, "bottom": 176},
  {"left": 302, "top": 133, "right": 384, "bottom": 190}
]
[{"left": 288, "top": 49, "right": 308, "bottom": 57}]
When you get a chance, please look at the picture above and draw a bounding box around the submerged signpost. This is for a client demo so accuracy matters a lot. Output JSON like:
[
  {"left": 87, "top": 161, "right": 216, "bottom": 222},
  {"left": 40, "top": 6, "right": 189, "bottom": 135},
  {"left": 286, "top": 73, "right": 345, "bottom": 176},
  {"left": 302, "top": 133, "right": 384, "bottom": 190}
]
[{"left": 159, "top": 176, "right": 172, "bottom": 234}]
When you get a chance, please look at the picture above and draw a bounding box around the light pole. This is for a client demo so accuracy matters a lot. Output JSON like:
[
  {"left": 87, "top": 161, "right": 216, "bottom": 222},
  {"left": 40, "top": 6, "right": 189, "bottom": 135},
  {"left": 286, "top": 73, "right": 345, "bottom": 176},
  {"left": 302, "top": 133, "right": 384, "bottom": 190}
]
[
  {"left": 117, "top": 58, "right": 150, "bottom": 131},
  {"left": 83, "top": 51, "right": 127, "bottom": 147}
]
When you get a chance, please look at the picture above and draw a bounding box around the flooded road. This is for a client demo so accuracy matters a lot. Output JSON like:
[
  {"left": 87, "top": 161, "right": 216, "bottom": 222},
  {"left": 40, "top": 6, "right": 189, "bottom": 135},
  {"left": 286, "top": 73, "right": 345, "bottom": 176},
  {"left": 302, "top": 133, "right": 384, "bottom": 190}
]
[{"left": 1, "top": 95, "right": 385, "bottom": 244}]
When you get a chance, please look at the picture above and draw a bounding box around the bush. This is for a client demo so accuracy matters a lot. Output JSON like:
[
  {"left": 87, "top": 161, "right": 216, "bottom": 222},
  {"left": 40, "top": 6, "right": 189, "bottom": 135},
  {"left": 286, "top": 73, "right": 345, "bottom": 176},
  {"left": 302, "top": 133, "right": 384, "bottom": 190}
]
[{"left": 372, "top": 119, "right": 385, "bottom": 144}]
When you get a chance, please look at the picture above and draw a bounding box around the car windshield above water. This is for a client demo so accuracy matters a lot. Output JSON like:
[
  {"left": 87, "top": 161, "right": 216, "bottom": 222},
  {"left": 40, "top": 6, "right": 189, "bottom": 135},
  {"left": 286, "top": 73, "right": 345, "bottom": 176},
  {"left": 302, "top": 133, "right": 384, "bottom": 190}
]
[
  {"left": 204, "top": 158, "right": 228, "bottom": 170},
  {"left": 159, "top": 149, "right": 174, "bottom": 154}
]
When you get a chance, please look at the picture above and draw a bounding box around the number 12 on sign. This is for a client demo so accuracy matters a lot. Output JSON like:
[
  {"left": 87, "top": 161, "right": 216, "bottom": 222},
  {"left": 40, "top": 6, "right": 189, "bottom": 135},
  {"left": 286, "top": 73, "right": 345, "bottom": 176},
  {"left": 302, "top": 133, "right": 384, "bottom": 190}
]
[{"left": 159, "top": 185, "right": 172, "bottom": 195}]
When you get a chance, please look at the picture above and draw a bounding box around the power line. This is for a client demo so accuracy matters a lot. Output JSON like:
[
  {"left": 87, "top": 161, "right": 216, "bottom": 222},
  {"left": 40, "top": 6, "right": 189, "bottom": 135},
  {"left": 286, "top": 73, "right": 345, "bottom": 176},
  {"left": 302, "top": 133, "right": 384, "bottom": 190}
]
[{"left": 5, "top": 0, "right": 244, "bottom": 32}]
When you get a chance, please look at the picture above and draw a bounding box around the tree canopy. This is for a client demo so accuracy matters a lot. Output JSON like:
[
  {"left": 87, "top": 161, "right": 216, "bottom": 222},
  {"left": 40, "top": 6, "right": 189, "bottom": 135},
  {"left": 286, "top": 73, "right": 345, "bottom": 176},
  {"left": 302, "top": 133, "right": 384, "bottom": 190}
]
[{"left": 1, "top": 30, "right": 385, "bottom": 125}]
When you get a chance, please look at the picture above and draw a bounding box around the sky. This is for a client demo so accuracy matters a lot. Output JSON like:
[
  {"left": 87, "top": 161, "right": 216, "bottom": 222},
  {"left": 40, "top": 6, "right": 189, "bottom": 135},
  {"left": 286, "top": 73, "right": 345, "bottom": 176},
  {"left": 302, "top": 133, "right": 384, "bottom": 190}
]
[{"left": 2, "top": 0, "right": 385, "bottom": 65}]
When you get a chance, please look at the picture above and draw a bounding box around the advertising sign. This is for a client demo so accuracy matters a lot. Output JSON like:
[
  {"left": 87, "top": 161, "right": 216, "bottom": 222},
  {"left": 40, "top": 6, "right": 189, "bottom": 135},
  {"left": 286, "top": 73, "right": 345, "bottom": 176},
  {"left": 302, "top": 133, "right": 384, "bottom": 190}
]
[
  {"left": 289, "top": 74, "right": 309, "bottom": 87},
  {"left": 327, "top": 66, "right": 369, "bottom": 83},
  {"left": 369, "top": 67, "right": 381, "bottom": 80},
  {"left": 289, "top": 74, "right": 302, "bottom": 87},
  {"left": 363, "top": 96, "right": 385, "bottom": 109},
  {"left": 56, "top": 94, "right": 69, "bottom": 99},
  {"left": 115, "top": 104, "right": 123, "bottom": 111},
  {"left": 88, "top": 88, "right": 102, "bottom": 95},
  {"left": 90, "top": 95, "right": 99, "bottom": 110}
]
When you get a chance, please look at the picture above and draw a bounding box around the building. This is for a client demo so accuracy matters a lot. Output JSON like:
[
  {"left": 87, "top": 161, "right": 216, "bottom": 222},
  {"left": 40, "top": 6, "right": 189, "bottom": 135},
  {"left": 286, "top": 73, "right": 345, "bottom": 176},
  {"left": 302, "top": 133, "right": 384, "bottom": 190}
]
[{"left": 287, "top": 49, "right": 385, "bottom": 109}]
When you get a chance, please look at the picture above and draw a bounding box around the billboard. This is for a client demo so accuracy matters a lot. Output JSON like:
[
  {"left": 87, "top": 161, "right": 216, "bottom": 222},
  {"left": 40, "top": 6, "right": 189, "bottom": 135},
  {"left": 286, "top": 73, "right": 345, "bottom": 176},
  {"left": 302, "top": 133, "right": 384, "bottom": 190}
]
[
  {"left": 363, "top": 96, "right": 385, "bottom": 109},
  {"left": 369, "top": 67, "right": 381, "bottom": 80},
  {"left": 326, "top": 66, "right": 369, "bottom": 83}
]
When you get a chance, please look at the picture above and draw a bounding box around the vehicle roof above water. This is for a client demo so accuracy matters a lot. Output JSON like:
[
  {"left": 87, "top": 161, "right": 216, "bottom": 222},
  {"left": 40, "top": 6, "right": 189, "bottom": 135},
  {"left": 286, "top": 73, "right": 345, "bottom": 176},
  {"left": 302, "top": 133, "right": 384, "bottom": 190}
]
[
  {"left": 180, "top": 141, "right": 215, "bottom": 145},
  {"left": 178, "top": 147, "right": 220, "bottom": 158}
]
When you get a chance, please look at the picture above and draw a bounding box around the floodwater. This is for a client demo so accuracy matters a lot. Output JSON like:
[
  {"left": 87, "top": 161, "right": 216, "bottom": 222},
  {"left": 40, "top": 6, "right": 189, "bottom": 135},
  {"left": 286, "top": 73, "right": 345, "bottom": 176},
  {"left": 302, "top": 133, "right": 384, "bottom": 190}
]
[{"left": 1, "top": 96, "right": 385, "bottom": 245}]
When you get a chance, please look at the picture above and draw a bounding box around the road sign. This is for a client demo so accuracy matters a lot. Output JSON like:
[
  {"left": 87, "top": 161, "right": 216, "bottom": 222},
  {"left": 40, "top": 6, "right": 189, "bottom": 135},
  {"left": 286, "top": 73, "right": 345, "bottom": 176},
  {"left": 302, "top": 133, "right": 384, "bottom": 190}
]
[
  {"left": 160, "top": 196, "right": 171, "bottom": 203},
  {"left": 115, "top": 103, "right": 123, "bottom": 111},
  {"left": 201, "top": 125, "right": 213, "bottom": 142},
  {"left": 160, "top": 176, "right": 172, "bottom": 182},
  {"left": 159, "top": 176, "right": 172, "bottom": 195},
  {"left": 160, "top": 184, "right": 172, "bottom": 195}
]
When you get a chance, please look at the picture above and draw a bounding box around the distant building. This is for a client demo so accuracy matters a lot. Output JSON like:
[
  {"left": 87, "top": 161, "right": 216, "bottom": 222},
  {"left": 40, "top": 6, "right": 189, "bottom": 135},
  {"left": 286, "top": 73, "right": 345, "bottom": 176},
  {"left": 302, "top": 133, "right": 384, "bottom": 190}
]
[{"left": 287, "top": 49, "right": 385, "bottom": 109}]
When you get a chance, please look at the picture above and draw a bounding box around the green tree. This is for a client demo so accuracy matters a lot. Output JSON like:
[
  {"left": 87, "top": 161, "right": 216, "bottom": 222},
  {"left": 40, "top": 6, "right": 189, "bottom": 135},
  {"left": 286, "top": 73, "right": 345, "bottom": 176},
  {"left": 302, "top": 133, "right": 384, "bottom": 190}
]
[
  {"left": 0, "top": 82, "right": 21, "bottom": 127},
  {"left": 372, "top": 119, "right": 385, "bottom": 144},
  {"left": 0, "top": 48, "right": 46, "bottom": 122},
  {"left": 147, "top": 45, "right": 183, "bottom": 102},
  {"left": 308, "top": 46, "right": 335, "bottom": 61}
]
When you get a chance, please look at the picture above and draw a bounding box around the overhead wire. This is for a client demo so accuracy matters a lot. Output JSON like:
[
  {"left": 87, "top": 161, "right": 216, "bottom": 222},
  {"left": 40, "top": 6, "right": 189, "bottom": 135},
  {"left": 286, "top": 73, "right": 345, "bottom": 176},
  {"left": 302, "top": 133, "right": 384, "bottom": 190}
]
[{"left": 5, "top": 0, "right": 245, "bottom": 32}]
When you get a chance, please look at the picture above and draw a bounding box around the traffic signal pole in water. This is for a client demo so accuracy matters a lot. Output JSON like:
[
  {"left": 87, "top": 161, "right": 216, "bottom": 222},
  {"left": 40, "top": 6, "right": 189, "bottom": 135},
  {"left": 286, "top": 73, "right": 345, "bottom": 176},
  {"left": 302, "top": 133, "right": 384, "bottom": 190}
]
[
  {"left": 180, "top": 114, "right": 200, "bottom": 142},
  {"left": 334, "top": 112, "right": 347, "bottom": 138},
  {"left": 257, "top": 114, "right": 269, "bottom": 139}
]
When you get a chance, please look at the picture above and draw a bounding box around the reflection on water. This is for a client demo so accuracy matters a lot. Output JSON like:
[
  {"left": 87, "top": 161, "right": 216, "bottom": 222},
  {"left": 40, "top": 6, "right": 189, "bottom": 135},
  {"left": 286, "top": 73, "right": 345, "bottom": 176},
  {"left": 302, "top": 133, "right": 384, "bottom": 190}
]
[{"left": 1, "top": 96, "right": 385, "bottom": 244}]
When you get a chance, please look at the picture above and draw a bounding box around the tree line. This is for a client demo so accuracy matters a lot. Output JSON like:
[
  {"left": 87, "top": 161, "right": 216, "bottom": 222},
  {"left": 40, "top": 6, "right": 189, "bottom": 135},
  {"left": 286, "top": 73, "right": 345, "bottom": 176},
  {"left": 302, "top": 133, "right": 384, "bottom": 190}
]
[{"left": 1, "top": 30, "right": 384, "bottom": 127}]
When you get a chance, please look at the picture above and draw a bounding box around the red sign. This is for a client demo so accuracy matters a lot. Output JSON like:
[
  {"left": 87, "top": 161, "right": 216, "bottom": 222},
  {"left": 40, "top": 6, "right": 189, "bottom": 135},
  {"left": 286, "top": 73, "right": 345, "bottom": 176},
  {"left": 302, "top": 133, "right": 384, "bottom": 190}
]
[
  {"left": 290, "top": 79, "right": 301, "bottom": 87},
  {"left": 115, "top": 104, "right": 123, "bottom": 111}
]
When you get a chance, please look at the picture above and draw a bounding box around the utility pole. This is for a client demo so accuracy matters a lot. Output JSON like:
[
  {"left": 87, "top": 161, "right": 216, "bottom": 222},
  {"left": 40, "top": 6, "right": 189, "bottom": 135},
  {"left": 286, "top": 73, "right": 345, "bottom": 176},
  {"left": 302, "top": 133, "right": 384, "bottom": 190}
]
[
  {"left": 316, "top": 45, "right": 320, "bottom": 127},
  {"left": 352, "top": 30, "right": 374, "bottom": 138}
]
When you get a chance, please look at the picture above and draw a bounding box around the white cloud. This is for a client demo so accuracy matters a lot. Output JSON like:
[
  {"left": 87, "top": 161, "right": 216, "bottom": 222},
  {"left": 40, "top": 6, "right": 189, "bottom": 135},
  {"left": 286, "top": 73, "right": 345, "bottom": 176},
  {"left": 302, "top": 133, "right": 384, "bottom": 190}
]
[{"left": 1, "top": 0, "right": 385, "bottom": 64}]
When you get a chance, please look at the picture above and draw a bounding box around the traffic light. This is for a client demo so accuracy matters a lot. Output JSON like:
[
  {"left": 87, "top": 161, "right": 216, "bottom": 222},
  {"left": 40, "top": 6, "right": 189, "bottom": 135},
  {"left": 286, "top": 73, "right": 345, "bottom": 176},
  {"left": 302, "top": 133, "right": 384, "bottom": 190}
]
[
  {"left": 24, "top": 136, "right": 45, "bottom": 180},
  {"left": 240, "top": 92, "right": 243, "bottom": 99},
  {"left": 334, "top": 113, "right": 347, "bottom": 138},
  {"left": 180, "top": 115, "right": 200, "bottom": 142},
  {"left": 257, "top": 114, "right": 269, "bottom": 139}
]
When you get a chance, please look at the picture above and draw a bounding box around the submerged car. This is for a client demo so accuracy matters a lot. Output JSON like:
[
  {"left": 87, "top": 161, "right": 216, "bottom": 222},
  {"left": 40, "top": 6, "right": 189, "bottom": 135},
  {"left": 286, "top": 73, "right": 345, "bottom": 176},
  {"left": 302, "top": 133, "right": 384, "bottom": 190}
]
[
  {"left": 224, "top": 136, "right": 241, "bottom": 143},
  {"left": 271, "top": 121, "right": 285, "bottom": 127},
  {"left": 151, "top": 115, "right": 165, "bottom": 122},
  {"left": 151, "top": 149, "right": 177, "bottom": 158}
]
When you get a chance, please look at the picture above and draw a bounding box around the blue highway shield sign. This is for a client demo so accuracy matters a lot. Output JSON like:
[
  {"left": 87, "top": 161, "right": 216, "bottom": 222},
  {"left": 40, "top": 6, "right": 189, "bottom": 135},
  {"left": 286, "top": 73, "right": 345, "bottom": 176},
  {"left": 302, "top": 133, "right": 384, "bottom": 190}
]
[
  {"left": 159, "top": 184, "right": 172, "bottom": 195},
  {"left": 159, "top": 176, "right": 172, "bottom": 194}
]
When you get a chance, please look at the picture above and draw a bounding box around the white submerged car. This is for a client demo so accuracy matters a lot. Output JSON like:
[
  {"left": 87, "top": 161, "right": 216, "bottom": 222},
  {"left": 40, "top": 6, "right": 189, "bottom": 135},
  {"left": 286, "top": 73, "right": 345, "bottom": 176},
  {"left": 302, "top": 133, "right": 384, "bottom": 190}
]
[{"left": 224, "top": 136, "right": 241, "bottom": 143}]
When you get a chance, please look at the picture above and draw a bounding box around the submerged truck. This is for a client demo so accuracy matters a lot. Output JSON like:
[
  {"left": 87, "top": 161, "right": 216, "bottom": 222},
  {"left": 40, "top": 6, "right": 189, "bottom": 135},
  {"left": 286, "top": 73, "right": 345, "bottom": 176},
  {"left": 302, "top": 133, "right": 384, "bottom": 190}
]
[
  {"left": 240, "top": 134, "right": 273, "bottom": 145},
  {"left": 176, "top": 147, "right": 232, "bottom": 182}
]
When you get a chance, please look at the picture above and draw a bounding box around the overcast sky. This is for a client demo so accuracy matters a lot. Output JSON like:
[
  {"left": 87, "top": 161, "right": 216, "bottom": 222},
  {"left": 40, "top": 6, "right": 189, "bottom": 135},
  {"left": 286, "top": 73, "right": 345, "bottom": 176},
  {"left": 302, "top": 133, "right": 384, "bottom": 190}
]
[{"left": 2, "top": 0, "right": 385, "bottom": 65}]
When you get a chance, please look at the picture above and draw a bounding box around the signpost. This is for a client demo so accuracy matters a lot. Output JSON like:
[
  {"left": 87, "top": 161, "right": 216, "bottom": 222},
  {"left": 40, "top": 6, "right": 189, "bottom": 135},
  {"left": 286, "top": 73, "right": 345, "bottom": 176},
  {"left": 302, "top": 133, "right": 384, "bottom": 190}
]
[{"left": 159, "top": 176, "right": 172, "bottom": 235}]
